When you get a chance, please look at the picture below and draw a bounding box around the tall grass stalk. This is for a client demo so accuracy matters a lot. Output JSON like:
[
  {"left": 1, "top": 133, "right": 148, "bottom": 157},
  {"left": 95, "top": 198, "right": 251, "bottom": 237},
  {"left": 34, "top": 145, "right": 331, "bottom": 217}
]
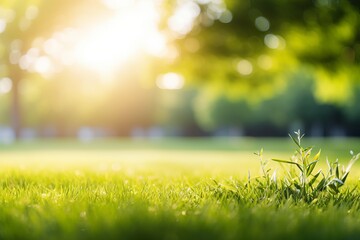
[{"left": 266, "top": 130, "right": 360, "bottom": 202}]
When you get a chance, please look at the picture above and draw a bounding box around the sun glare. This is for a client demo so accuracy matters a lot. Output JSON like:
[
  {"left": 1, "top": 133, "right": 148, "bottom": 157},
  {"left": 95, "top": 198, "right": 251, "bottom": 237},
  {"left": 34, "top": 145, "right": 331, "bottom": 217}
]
[
  {"left": 156, "top": 72, "right": 184, "bottom": 90},
  {"left": 74, "top": 1, "right": 167, "bottom": 73}
]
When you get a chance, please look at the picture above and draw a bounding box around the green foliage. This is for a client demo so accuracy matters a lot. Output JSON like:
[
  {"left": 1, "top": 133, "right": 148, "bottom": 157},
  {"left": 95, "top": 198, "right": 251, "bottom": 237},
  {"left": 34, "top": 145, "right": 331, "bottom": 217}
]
[
  {"left": 183, "top": 0, "right": 360, "bottom": 99},
  {"left": 254, "top": 130, "right": 360, "bottom": 202},
  {"left": 193, "top": 75, "right": 360, "bottom": 136}
]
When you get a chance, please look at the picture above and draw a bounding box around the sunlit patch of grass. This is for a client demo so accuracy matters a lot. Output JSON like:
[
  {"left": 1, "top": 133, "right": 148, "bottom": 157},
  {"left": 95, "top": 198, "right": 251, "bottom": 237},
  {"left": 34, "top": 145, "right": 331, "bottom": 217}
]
[
  {"left": 1, "top": 169, "right": 360, "bottom": 240},
  {"left": 0, "top": 137, "right": 360, "bottom": 239}
]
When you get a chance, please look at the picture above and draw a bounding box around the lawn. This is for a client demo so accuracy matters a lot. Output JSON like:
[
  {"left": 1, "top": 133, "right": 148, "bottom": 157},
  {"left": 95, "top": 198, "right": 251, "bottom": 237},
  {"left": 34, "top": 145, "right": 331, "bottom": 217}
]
[{"left": 0, "top": 137, "right": 360, "bottom": 239}]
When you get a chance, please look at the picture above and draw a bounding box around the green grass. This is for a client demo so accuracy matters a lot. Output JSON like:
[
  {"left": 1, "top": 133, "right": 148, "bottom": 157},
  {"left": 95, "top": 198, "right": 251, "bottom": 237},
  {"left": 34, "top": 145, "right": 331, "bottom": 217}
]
[{"left": 1, "top": 137, "right": 360, "bottom": 239}]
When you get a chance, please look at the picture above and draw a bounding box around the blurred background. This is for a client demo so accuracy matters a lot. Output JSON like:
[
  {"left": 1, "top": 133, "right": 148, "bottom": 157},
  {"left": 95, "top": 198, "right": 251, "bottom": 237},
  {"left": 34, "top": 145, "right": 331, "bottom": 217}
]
[{"left": 1, "top": 0, "right": 360, "bottom": 143}]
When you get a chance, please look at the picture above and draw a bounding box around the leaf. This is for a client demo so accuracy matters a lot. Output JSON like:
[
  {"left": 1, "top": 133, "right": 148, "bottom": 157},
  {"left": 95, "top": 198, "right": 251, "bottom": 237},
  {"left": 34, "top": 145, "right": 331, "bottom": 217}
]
[
  {"left": 272, "top": 158, "right": 303, "bottom": 171},
  {"left": 341, "top": 172, "right": 349, "bottom": 184},
  {"left": 327, "top": 184, "right": 339, "bottom": 194},
  {"left": 328, "top": 178, "right": 344, "bottom": 187},
  {"left": 335, "top": 162, "right": 339, "bottom": 178},
  {"left": 303, "top": 147, "right": 313, "bottom": 165},
  {"left": 345, "top": 153, "right": 360, "bottom": 173},
  {"left": 326, "top": 158, "right": 332, "bottom": 175},
  {"left": 308, "top": 170, "right": 322, "bottom": 187},
  {"left": 294, "top": 182, "right": 301, "bottom": 190},
  {"left": 316, "top": 178, "right": 326, "bottom": 191},
  {"left": 313, "top": 149, "right": 321, "bottom": 161},
  {"left": 306, "top": 160, "right": 318, "bottom": 176},
  {"left": 303, "top": 146, "right": 312, "bottom": 152},
  {"left": 288, "top": 133, "right": 301, "bottom": 148},
  {"left": 327, "top": 179, "right": 344, "bottom": 194},
  {"left": 254, "top": 148, "right": 264, "bottom": 157},
  {"left": 212, "top": 179, "right": 218, "bottom": 185},
  {"left": 303, "top": 147, "right": 313, "bottom": 156},
  {"left": 271, "top": 170, "right": 277, "bottom": 183}
]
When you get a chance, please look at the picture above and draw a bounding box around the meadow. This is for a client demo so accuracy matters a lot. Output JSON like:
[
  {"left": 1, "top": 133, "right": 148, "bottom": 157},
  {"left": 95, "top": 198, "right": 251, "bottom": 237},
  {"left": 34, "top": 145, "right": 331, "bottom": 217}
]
[{"left": 0, "top": 137, "right": 360, "bottom": 239}]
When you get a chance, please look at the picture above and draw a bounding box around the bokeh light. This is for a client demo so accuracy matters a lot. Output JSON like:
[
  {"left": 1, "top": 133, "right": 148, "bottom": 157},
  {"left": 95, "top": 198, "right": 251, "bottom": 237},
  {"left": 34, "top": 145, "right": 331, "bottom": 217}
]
[
  {"left": 168, "top": 1, "right": 201, "bottom": 36},
  {"left": 237, "top": 60, "right": 253, "bottom": 76},
  {"left": 0, "top": 19, "right": 6, "bottom": 33},
  {"left": 219, "top": 10, "right": 233, "bottom": 23},
  {"left": 264, "top": 34, "right": 286, "bottom": 49},
  {"left": 156, "top": 73, "right": 185, "bottom": 90},
  {"left": 255, "top": 16, "right": 270, "bottom": 32},
  {"left": 0, "top": 77, "right": 12, "bottom": 94}
]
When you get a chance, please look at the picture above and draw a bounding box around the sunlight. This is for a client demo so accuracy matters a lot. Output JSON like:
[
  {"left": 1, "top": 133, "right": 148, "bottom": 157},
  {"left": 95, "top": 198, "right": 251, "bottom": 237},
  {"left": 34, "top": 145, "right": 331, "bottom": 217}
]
[
  {"left": 168, "top": 1, "right": 200, "bottom": 36},
  {"left": 74, "top": 1, "right": 167, "bottom": 73},
  {"left": 0, "top": 77, "right": 12, "bottom": 94},
  {"left": 156, "top": 72, "right": 184, "bottom": 90}
]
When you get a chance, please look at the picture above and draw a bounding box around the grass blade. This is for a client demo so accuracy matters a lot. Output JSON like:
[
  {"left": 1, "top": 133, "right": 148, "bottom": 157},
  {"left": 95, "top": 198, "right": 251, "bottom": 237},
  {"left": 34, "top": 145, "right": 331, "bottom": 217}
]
[
  {"left": 306, "top": 160, "right": 318, "bottom": 176},
  {"left": 272, "top": 159, "right": 303, "bottom": 171},
  {"left": 316, "top": 178, "right": 326, "bottom": 191},
  {"left": 340, "top": 153, "right": 360, "bottom": 183},
  {"left": 308, "top": 170, "right": 321, "bottom": 187},
  {"left": 326, "top": 158, "right": 332, "bottom": 175},
  {"left": 313, "top": 149, "right": 321, "bottom": 161},
  {"left": 288, "top": 133, "right": 301, "bottom": 148},
  {"left": 327, "top": 184, "right": 339, "bottom": 194},
  {"left": 345, "top": 153, "right": 360, "bottom": 173},
  {"left": 328, "top": 178, "right": 344, "bottom": 186},
  {"left": 335, "top": 161, "right": 339, "bottom": 178},
  {"left": 341, "top": 172, "right": 349, "bottom": 184}
]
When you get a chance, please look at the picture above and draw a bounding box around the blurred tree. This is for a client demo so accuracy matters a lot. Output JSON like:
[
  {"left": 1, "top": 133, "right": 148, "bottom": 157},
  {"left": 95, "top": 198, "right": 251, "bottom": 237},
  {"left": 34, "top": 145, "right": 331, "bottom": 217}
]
[
  {"left": 2, "top": 0, "right": 360, "bottom": 138},
  {"left": 0, "top": 0, "right": 39, "bottom": 138},
  {"left": 155, "top": 88, "right": 205, "bottom": 136},
  {"left": 194, "top": 71, "right": 351, "bottom": 136},
  {"left": 175, "top": 0, "right": 360, "bottom": 103},
  {"left": 0, "top": 0, "right": 110, "bottom": 138},
  {"left": 344, "top": 86, "right": 360, "bottom": 136}
]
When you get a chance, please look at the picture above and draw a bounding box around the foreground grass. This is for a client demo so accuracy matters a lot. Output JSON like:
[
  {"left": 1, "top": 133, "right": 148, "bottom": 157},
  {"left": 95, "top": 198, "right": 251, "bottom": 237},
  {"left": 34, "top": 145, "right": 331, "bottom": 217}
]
[
  {"left": 1, "top": 137, "right": 360, "bottom": 239},
  {"left": 1, "top": 171, "right": 360, "bottom": 240}
]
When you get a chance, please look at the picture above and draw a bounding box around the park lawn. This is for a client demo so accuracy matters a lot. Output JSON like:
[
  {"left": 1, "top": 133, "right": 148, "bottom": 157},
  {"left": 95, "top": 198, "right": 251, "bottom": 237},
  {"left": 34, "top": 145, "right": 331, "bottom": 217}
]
[{"left": 0, "top": 137, "right": 360, "bottom": 239}]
